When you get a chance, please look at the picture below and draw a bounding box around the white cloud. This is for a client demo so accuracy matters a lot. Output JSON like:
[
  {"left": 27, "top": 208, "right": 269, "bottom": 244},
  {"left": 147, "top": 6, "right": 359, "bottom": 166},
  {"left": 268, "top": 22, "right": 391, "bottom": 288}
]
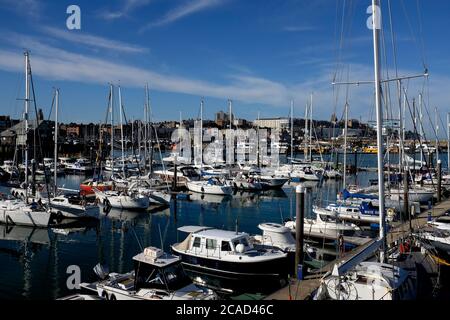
[
  {"left": 0, "top": 31, "right": 447, "bottom": 138},
  {"left": 141, "top": 0, "right": 224, "bottom": 31},
  {"left": 0, "top": 0, "right": 41, "bottom": 17},
  {"left": 283, "top": 26, "right": 316, "bottom": 32},
  {"left": 40, "top": 26, "right": 148, "bottom": 54},
  {"left": 99, "top": 0, "right": 152, "bottom": 20}
]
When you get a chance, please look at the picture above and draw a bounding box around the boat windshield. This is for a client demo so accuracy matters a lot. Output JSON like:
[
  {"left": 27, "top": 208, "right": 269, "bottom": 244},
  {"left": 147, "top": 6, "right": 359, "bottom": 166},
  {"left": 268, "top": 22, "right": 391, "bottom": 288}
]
[{"left": 135, "top": 262, "right": 191, "bottom": 291}]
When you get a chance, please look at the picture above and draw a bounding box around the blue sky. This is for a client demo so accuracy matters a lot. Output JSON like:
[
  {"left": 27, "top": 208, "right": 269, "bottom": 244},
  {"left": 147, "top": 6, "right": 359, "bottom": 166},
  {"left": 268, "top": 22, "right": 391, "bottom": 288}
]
[{"left": 0, "top": 0, "right": 449, "bottom": 138}]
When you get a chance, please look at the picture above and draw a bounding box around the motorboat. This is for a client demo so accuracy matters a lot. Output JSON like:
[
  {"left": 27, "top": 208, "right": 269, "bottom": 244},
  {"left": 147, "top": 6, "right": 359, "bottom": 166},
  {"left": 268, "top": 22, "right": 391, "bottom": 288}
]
[
  {"left": 80, "top": 246, "right": 216, "bottom": 300},
  {"left": 65, "top": 158, "right": 94, "bottom": 174},
  {"left": 285, "top": 213, "right": 361, "bottom": 238},
  {"left": 171, "top": 226, "right": 290, "bottom": 293}
]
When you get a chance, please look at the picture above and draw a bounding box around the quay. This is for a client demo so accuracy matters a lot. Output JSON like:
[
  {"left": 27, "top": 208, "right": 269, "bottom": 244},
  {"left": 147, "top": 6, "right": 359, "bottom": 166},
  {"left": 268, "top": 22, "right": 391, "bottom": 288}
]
[{"left": 265, "top": 196, "right": 450, "bottom": 300}]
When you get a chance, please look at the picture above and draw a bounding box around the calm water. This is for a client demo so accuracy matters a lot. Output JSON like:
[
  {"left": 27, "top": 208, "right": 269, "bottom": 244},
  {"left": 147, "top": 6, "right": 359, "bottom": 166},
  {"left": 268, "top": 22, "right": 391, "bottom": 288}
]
[{"left": 0, "top": 152, "right": 447, "bottom": 300}]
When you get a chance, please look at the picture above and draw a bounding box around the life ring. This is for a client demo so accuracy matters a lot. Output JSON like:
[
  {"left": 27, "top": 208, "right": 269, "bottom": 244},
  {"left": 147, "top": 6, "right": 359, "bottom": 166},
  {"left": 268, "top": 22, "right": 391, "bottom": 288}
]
[
  {"left": 109, "top": 294, "right": 116, "bottom": 300},
  {"left": 101, "top": 291, "right": 108, "bottom": 300}
]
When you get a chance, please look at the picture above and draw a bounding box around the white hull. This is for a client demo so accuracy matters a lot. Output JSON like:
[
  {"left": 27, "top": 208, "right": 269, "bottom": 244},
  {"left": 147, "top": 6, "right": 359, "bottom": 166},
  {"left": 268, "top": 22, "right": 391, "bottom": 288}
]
[
  {"left": 0, "top": 200, "right": 51, "bottom": 227},
  {"left": 95, "top": 191, "right": 150, "bottom": 210},
  {"left": 186, "top": 181, "right": 232, "bottom": 195}
]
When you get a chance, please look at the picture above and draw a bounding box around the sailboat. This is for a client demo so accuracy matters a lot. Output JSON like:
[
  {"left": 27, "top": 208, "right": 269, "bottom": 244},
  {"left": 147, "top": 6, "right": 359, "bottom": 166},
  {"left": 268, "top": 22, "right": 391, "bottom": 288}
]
[
  {"left": 186, "top": 100, "right": 232, "bottom": 196},
  {"left": 314, "top": 0, "right": 420, "bottom": 300},
  {"left": 0, "top": 51, "right": 52, "bottom": 228}
]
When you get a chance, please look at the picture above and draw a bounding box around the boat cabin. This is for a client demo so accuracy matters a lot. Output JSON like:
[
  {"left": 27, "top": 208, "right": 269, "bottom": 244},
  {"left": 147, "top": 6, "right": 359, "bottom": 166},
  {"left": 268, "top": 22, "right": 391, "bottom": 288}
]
[
  {"left": 132, "top": 247, "right": 191, "bottom": 292},
  {"left": 174, "top": 226, "right": 254, "bottom": 258}
]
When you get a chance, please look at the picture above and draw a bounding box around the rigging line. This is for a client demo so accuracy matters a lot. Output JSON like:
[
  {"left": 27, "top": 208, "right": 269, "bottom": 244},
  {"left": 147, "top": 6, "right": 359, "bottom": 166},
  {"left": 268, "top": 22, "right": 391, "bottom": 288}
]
[
  {"left": 399, "top": 0, "right": 426, "bottom": 69},
  {"left": 47, "top": 91, "right": 56, "bottom": 121},
  {"left": 387, "top": 0, "right": 399, "bottom": 78},
  {"left": 415, "top": 0, "right": 428, "bottom": 69}
]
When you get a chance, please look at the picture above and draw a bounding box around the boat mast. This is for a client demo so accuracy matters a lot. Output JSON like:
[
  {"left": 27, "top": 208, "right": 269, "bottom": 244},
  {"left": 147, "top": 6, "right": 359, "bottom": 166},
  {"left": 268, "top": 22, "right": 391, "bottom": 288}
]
[
  {"left": 200, "top": 99, "right": 204, "bottom": 169},
  {"left": 147, "top": 84, "right": 153, "bottom": 175},
  {"left": 291, "top": 100, "right": 294, "bottom": 166},
  {"left": 24, "top": 51, "right": 30, "bottom": 203},
  {"left": 447, "top": 112, "right": 450, "bottom": 173},
  {"left": 54, "top": 88, "right": 59, "bottom": 194},
  {"left": 435, "top": 107, "right": 439, "bottom": 165},
  {"left": 228, "top": 99, "right": 232, "bottom": 130},
  {"left": 118, "top": 85, "right": 125, "bottom": 176},
  {"left": 304, "top": 102, "right": 308, "bottom": 160},
  {"left": 419, "top": 93, "right": 424, "bottom": 164},
  {"left": 371, "top": 0, "right": 386, "bottom": 262},
  {"left": 109, "top": 84, "right": 114, "bottom": 173},
  {"left": 309, "top": 94, "right": 313, "bottom": 161},
  {"left": 343, "top": 101, "right": 348, "bottom": 188}
]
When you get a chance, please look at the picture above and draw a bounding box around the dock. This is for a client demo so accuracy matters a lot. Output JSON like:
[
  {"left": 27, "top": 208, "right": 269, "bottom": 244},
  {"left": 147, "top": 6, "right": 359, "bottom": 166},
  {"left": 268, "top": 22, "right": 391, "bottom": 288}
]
[{"left": 265, "top": 196, "right": 450, "bottom": 300}]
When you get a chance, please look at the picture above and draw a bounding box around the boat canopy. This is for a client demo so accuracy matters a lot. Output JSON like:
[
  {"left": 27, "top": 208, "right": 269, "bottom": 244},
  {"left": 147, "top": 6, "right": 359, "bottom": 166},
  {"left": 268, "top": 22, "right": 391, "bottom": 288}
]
[{"left": 177, "top": 226, "right": 214, "bottom": 233}]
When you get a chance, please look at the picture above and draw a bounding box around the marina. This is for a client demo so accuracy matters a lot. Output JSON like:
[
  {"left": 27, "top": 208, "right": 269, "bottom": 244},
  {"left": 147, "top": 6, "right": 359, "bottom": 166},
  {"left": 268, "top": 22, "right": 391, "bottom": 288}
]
[{"left": 0, "top": 0, "right": 450, "bottom": 305}]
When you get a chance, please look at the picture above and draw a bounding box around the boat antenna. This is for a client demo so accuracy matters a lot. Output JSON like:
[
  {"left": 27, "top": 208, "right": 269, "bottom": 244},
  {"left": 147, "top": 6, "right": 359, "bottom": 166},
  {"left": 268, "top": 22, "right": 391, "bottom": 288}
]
[
  {"left": 158, "top": 224, "right": 164, "bottom": 251},
  {"left": 235, "top": 218, "right": 239, "bottom": 235}
]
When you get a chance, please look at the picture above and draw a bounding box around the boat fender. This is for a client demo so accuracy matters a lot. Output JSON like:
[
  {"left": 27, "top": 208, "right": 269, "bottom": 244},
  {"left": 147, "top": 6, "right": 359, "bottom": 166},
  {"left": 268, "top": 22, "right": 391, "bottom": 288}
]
[
  {"left": 201, "top": 187, "right": 205, "bottom": 193},
  {"left": 387, "top": 208, "right": 396, "bottom": 220}
]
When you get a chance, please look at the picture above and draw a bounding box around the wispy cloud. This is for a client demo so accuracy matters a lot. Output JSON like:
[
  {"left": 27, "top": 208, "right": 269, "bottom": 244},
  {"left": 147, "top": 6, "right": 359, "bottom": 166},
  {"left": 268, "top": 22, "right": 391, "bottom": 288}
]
[
  {"left": 141, "top": 0, "right": 225, "bottom": 31},
  {"left": 40, "top": 26, "right": 148, "bottom": 54},
  {"left": 0, "top": 0, "right": 42, "bottom": 17},
  {"left": 0, "top": 32, "right": 291, "bottom": 106},
  {"left": 99, "top": 0, "right": 152, "bottom": 20},
  {"left": 283, "top": 25, "right": 316, "bottom": 32}
]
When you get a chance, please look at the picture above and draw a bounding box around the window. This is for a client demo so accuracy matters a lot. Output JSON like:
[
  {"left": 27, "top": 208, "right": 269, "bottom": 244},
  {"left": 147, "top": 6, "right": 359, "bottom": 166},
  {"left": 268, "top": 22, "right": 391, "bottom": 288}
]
[
  {"left": 192, "top": 237, "right": 201, "bottom": 248},
  {"left": 221, "top": 241, "right": 231, "bottom": 251},
  {"left": 206, "top": 239, "right": 217, "bottom": 250}
]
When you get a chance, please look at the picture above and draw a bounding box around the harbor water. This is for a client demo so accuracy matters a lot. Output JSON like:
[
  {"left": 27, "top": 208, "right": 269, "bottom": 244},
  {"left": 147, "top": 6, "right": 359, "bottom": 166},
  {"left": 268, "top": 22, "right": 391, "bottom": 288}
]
[{"left": 0, "top": 153, "right": 448, "bottom": 299}]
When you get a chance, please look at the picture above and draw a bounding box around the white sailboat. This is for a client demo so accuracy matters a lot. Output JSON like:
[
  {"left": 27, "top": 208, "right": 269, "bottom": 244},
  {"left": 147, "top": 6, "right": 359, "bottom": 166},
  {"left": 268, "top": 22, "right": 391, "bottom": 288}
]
[
  {"left": 0, "top": 52, "right": 52, "bottom": 228},
  {"left": 315, "top": 1, "right": 419, "bottom": 300}
]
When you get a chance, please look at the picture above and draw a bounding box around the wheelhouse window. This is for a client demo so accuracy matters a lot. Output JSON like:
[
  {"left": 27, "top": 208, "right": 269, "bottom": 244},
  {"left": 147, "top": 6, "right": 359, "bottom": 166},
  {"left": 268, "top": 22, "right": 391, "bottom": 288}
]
[
  {"left": 192, "top": 237, "right": 201, "bottom": 248},
  {"left": 221, "top": 241, "right": 231, "bottom": 251},
  {"left": 206, "top": 239, "right": 217, "bottom": 250}
]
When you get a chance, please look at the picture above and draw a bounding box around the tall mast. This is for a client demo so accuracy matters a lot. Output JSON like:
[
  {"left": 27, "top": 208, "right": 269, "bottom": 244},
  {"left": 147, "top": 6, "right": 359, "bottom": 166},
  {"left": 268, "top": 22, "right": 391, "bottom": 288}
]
[
  {"left": 309, "top": 94, "right": 313, "bottom": 161},
  {"left": 290, "top": 100, "right": 294, "bottom": 166},
  {"left": 228, "top": 100, "right": 232, "bottom": 130},
  {"left": 447, "top": 112, "right": 450, "bottom": 173},
  {"left": 118, "top": 86, "right": 125, "bottom": 176},
  {"left": 371, "top": 0, "right": 386, "bottom": 262},
  {"left": 147, "top": 84, "right": 153, "bottom": 175},
  {"left": 109, "top": 84, "right": 114, "bottom": 173},
  {"left": 303, "top": 102, "right": 309, "bottom": 161},
  {"left": 200, "top": 99, "right": 204, "bottom": 169},
  {"left": 435, "top": 107, "right": 439, "bottom": 165},
  {"left": 343, "top": 102, "right": 348, "bottom": 188},
  {"left": 54, "top": 89, "right": 59, "bottom": 194},
  {"left": 24, "top": 51, "right": 30, "bottom": 202},
  {"left": 419, "top": 93, "right": 423, "bottom": 163}
]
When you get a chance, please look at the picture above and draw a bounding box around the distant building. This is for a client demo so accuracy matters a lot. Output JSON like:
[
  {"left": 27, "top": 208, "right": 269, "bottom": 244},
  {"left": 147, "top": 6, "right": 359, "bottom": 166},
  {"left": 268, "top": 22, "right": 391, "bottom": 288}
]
[{"left": 254, "top": 118, "right": 289, "bottom": 130}]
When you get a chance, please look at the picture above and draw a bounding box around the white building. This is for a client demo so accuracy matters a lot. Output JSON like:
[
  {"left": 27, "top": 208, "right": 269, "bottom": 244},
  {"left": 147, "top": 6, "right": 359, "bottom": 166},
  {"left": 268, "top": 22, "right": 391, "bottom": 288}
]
[{"left": 253, "top": 118, "right": 289, "bottom": 130}]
